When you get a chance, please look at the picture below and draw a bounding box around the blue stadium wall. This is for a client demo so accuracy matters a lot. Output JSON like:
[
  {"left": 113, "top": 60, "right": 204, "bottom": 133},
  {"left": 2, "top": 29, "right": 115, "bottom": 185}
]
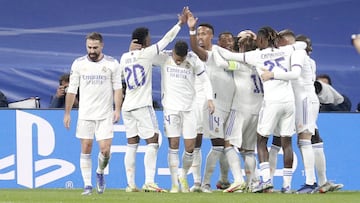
[{"left": 0, "top": 110, "right": 358, "bottom": 190}]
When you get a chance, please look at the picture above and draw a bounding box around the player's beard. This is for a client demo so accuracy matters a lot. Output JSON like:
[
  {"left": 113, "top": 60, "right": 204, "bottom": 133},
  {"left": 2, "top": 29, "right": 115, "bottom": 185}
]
[{"left": 88, "top": 53, "right": 99, "bottom": 62}]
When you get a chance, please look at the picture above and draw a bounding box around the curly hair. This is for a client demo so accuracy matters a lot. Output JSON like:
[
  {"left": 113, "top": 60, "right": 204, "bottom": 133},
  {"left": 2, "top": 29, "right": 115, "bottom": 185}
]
[{"left": 257, "top": 26, "right": 278, "bottom": 48}]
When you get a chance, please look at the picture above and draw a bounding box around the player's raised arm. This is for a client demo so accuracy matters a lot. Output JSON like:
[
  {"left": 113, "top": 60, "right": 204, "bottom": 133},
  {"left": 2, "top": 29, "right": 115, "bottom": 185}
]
[
  {"left": 218, "top": 46, "right": 246, "bottom": 63},
  {"left": 211, "top": 46, "right": 248, "bottom": 72},
  {"left": 156, "top": 7, "right": 188, "bottom": 51},
  {"left": 187, "top": 11, "right": 209, "bottom": 61}
]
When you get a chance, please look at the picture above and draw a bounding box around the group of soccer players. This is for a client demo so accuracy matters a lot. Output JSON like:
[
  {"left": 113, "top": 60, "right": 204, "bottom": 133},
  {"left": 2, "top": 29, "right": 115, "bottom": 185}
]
[{"left": 64, "top": 6, "right": 343, "bottom": 195}]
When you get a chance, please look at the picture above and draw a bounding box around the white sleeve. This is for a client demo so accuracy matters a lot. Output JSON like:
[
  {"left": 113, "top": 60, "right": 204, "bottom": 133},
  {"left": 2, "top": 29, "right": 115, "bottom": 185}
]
[
  {"left": 212, "top": 49, "right": 229, "bottom": 68},
  {"left": 292, "top": 41, "right": 307, "bottom": 50},
  {"left": 156, "top": 23, "right": 181, "bottom": 51},
  {"left": 68, "top": 60, "right": 80, "bottom": 94},
  {"left": 193, "top": 55, "right": 213, "bottom": 100},
  {"left": 212, "top": 48, "right": 249, "bottom": 72},
  {"left": 273, "top": 66, "right": 301, "bottom": 80},
  {"left": 112, "top": 61, "right": 123, "bottom": 90},
  {"left": 152, "top": 51, "right": 169, "bottom": 66},
  {"left": 317, "top": 81, "right": 344, "bottom": 104},
  {"left": 197, "top": 71, "right": 213, "bottom": 101},
  {"left": 273, "top": 50, "right": 304, "bottom": 80},
  {"left": 217, "top": 46, "right": 246, "bottom": 62}
]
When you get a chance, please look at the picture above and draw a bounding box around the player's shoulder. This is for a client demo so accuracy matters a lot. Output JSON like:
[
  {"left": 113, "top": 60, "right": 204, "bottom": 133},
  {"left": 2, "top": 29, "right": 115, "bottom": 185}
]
[
  {"left": 103, "top": 54, "right": 119, "bottom": 63},
  {"left": 187, "top": 51, "right": 202, "bottom": 63},
  {"left": 120, "top": 50, "right": 133, "bottom": 59},
  {"left": 292, "top": 49, "right": 307, "bottom": 56},
  {"left": 309, "top": 57, "right": 316, "bottom": 65},
  {"left": 162, "top": 50, "right": 173, "bottom": 56},
  {"left": 74, "top": 55, "right": 88, "bottom": 62},
  {"left": 212, "top": 44, "right": 220, "bottom": 50},
  {"left": 188, "top": 51, "right": 199, "bottom": 59},
  {"left": 208, "top": 44, "right": 220, "bottom": 54},
  {"left": 187, "top": 51, "right": 205, "bottom": 68}
]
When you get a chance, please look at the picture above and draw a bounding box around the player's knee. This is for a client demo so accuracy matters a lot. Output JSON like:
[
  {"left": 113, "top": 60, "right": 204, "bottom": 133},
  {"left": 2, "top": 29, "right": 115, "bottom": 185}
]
[
  {"left": 127, "top": 135, "right": 140, "bottom": 144},
  {"left": 211, "top": 138, "right": 225, "bottom": 146},
  {"left": 311, "top": 129, "right": 323, "bottom": 144},
  {"left": 168, "top": 137, "right": 180, "bottom": 149},
  {"left": 272, "top": 136, "right": 281, "bottom": 147}
]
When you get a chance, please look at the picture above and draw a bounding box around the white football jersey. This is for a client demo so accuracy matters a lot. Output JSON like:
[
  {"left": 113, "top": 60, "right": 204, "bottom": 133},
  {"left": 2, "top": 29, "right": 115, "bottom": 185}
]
[
  {"left": 291, "top": 50, "right": 317, "bottom": 97},
  {"left": 232, "top": 63, "right": 263, "bottom": 114},
  {"left": 309, "top": 58, "right": 317, "bottom": 84},
  {"left": 154, "top": 51, "right": 212, "bottom": 111},
  {"left": 206, "top": 45, "right": 236, "bottom": 112},
  {"left": 194, "top": 72, "right": 205, "bottom": 99},
  {"left": 68, "top": 55, "right": 122, "bottom": 120},
  {"left": 219, "top": 44, "right": 305, "bottom": 103},
  {"left": 120, "top": 47, "right": 157, "bottom": 111},
  {"left": 120, "top": 23, "right": 181, "bottom": 111},
  {"left": 290, "top": 50, "right": 319, "bottom": 133}
]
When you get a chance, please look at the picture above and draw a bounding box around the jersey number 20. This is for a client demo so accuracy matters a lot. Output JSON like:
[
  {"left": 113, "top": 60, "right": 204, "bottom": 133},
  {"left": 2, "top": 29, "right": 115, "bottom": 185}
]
[{"left": 125, "top": 64, "right": 146, "bottom": 90}]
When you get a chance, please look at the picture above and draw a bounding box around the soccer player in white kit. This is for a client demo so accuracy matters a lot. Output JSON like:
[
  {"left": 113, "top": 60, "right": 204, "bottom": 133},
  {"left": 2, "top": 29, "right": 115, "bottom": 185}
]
[
  {"left": 211, "top": 35, "right": 262, "bottom": 193},
  {"left": 190, "top": 31, "right": 235, "bottom": 192},
  {"left": 64, "top": 32, "right": 123, "bottom": 195},
  {"left": 267, "top": 33, "right": 344, "bottom": 193},
  {"left": 262, "top": 30, "right": 319, "bottom": 193},
  {"left": 119, "top": 7, "right": 188, "bottom": 193},
  {"left": 190, "top": 70, "right": 208, "bottom": 192},
  {"left": 187, "top": 13, "right": 236, "bottom": 193},
  {"left": 227, "top": 35, "right": 264, "bottom": 192},
  {"left": 218, "top": 26, "right": 307, "bottom": 193},
  {"left": 152, "top": 40, "right": 214, "bottom": 193},
  {"left": 296, "top": 35, "right": 343, "bottom": 193}
]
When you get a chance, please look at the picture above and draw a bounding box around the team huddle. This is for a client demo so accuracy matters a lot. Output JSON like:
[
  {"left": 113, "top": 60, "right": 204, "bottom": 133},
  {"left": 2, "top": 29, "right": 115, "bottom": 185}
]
[{"left": 63, "top": 7, "right": 343, "bottom": 195}]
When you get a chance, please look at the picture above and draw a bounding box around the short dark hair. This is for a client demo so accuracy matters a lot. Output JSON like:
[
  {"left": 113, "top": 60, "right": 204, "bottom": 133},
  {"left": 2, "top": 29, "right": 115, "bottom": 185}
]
[
  {"left": 317, "top": 74, "right": 332, "bottom": 85},
  {"left": 132, "top": 27, "right": 149, "bottom": 46},
  {"left": 198, "top": 23, "right": 214, "bottom": 35},
  {"left": 278, "top": 29, "right": 295, "bottom": 38},
  {"left": 296, "top": 34, "right": 313, "bottom": 54},
  {"left": 59, "top": 73, "right": 70, "bottom": 84},
  {"left": 86, "top": 32, "right": 103, "bottom": 43},
  {"left": 218, "top": 31, "right": 233, "bottom": 39},
  {"left": 174, "top": 40, "right": 188, "bottom": 57}
]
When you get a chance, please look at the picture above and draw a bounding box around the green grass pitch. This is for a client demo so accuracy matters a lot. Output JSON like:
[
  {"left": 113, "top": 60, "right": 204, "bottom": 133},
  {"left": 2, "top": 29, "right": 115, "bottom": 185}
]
[{"left": 0, "top": 189, "right": 360, "bottom": 203}]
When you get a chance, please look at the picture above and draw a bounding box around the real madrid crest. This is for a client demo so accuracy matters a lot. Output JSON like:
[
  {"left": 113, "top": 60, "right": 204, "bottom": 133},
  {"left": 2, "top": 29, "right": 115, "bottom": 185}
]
[
  {"left": 185, "top": 62, "right": 191, "bottom": 69},
  {"left": 102, "top": 66, "right": 107, "bottom": 72}
]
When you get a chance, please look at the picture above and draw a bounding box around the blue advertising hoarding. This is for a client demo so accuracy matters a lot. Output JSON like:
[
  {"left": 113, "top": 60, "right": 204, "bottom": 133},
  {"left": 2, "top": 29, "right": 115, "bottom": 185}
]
[{"left": 0, "top": 110, "right": 358, "bottom": 190}]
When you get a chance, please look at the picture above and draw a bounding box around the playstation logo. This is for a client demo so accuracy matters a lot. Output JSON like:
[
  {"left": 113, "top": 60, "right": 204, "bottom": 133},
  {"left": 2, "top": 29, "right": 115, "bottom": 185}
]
[{"left": 0, "top": 110, "right": 75, "bottom": 188}]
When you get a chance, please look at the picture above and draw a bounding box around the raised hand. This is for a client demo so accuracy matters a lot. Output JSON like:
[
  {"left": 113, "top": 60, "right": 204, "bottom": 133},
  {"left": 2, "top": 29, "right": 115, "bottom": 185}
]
[
  {"left": 178, "top": 6, "right": 189, "bottom": 25},
  {"left": 187, "top": 11, "right": 198, "bottom": 30}
]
